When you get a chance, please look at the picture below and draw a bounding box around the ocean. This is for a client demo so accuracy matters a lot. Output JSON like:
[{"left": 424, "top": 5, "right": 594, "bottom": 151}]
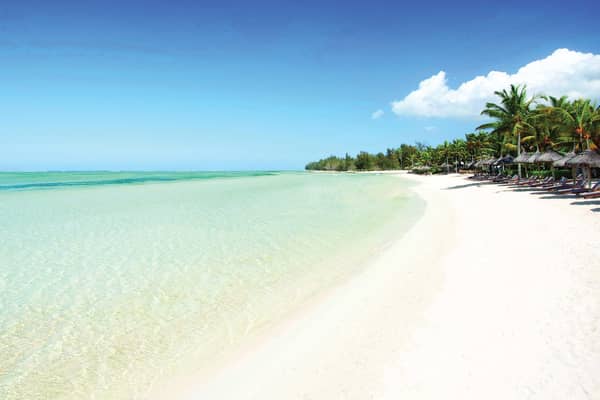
[{"left": 0, "top": 171, "right": 423, "bottom": 399}]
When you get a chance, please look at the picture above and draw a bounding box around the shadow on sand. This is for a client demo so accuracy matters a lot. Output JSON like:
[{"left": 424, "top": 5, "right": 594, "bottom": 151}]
[
  {"left": 449, "top": 175, "right": 600, "bottom": 212},
  {"left": 537, "top": 194, "right": 580, "bottom": 200},
  {"left": 571, "top": 200, "right": 600, "bottom": 207},
  {"left": 444, "top": 182, "right": 492, "bottom": 190}
]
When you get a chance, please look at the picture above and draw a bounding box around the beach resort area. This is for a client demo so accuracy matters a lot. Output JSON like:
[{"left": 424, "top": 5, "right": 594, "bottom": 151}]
[
  {"left": 165, "top": 85, "right": 600, "bottom": 398},
  {"left": 2, "top": 1, "right": 600, "bottom": 399},
  {"left": 3, "top": 168, "right": 599, "bottom": 400}
]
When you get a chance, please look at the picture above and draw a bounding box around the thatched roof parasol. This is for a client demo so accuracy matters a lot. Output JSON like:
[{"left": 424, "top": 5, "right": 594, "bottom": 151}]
[
  {"left": 440, "top": 162, "right": 452, "bottom": 168},
  {"left": 494, "top": 155, "right": 514, "bottom": 165},
  {"left": 481, "top": 157, "right": 497, "bottom": 166},
  {"left": 526, "top": 150, "right": 542, "bottom": 163},
  {"left": 536, "top": 149, "right": 563, "bottom": 163},
  {"left": 513, "top": 152, "right": 531, "bottom": 163},
  {"left": 553, "top": 151, "right": 577, "bottom": 168},
  {"left": 565, "top": 150, "right": 600, "bottom": 167},
  {"left": 466, "top": 160, "right": 477, "bottom": 169}
]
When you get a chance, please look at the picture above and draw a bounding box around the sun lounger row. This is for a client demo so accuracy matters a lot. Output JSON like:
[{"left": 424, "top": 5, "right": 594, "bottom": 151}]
[{"left": 467, "top": 173, "right": 600, "bottom": 200}]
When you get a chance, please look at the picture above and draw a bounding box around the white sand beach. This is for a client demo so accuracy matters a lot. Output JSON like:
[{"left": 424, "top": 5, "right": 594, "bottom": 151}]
[{"left": 154, "top": 173, "right": 600, "bottom": 400}]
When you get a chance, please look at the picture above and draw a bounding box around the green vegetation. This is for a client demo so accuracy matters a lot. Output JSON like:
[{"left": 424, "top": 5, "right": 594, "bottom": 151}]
[{"left": 305, "top": 85, "right": 600, "bottom": 172}]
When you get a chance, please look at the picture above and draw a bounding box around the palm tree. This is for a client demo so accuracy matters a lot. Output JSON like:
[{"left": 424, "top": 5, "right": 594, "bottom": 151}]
[
  {"left": 439, "top": 141, "right": 451, "bottom": 173},
  {"left": 547, "top": 95, "right": 570, "bottom": 109},
  {"left": 524, "top": 97, "right": 578, "bottom": 153},
  {"left": 521, "top": 106, "right": 562, "bottom": 152},
  {"left": 591, "top": 105, "right": 600, "bottom": 150},
  {"left": 549, "top": 98, "right": 600, "bottom": 151},
  {"left": 449, "top": 139, "right": 467, "bottom": 172},
  {"left": 477, "top": 84, "right": 540, "bottom": 176},
  {"left": 465, "top": 131, "right": 491, "bottom": 161}
]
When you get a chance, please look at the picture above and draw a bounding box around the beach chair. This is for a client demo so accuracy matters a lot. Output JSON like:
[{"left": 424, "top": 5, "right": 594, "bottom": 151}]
[
  {"left": 574, "top": 181, "right": 600, "bottom": 196},
  {"left": 483, "top": 173, "right": 502, "bottom": 181},
  {"left": 528, "top": 177, "right": 553, "bottom": 187},
  {"left": 546, "top": 177, "right": 585, "bottom": 192},
  {"left": 468, "top": 173, "right": 486, "bottom": 180},
  {"left": 492, "top": 174, "right": 511, "bottom": 183},
  {"left": 555, "top": 180, "right": 588, "bottom": 194},
  {"left": 582, "top": 191, "right": 600, "bottom": 199},
  {"left": 517, "top": 176, "right": 549, "bottom": 187},
  {"left": 539, "top": 177, "right": 566, "bottom": 189},
  {"left": 515, "top": 176, "right": 538, "bottom": 186},
  {"left": 511, "top": 175, "right": 533, "bottom": 185},
  {"left": 496, "top": 174, "right": 520, "bottom": 185}
]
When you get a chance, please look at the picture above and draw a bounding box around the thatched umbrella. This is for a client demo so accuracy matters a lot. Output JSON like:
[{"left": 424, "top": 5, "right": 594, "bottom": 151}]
[
  {"left": 553, "top": 151, "right": 578, "bottom": 181},
  {"left": 513, "top": 152, "right": 531, "bottom": 163},
  {"left": 532, "top": 149, "right": 563, "bottom": 178},
  {"left": 440, "top": 162, "right": 452, "bottom": 174},
  {"left": 565, "top": 150, "right": 600, "bottom": 188},
  {"left": 493, "top": 155, "right": 513, "bottom": 173},
  {"left": 472, "top": 158, "right": 489, "bottom": 173},
  {"left": 553, "top": 151, "right": 577, "bottom": 168},
  {"left": 526, "top": 150, "right": 542, "bottom": 164},
  {"left": 536, "top": 149, "right": 563, "bottom": 163},
  {"left": 480, "top": 158, "right": 496, "bottom": 174},
  {"left": 565, "top": 149, "right": 600, "bottom": 167},
  {"left": 494, "top": 155, "right": 514, "bottom": 165}
]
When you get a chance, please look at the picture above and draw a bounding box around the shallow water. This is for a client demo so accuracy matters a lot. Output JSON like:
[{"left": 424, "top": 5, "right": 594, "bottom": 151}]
[{"left": 0, "top": 171, "right": 423, "bottom": 399}]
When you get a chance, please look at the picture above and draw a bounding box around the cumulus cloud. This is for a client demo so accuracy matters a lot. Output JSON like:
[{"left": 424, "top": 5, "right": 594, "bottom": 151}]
[
  {"left": 371, "top": 109, "right": 384, "bottom": 119},
  {"left": 391, "top": 48, "right": 600, "bottom": 118}
]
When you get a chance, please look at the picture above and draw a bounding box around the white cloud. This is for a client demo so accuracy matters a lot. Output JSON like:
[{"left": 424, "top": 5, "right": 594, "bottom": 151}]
[
  {"left": 391, "top": 48, "right": 600, "bottom": 118},
  {"left": 371, "top": 109, "right": 384, "bottom": 119},
  {"left": 424, "top": 126, "right": 436, "bottom": 131}
]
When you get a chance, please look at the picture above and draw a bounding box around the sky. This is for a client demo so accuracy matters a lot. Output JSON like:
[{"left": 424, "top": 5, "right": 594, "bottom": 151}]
[{"left": 1, "top": 0, "right": 600, "bottom": 170}]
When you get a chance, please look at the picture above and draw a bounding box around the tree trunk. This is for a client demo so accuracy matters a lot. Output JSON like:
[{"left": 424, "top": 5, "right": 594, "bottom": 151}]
[{"left": 517, "top": 132, "right": 522, "bottom": 177}]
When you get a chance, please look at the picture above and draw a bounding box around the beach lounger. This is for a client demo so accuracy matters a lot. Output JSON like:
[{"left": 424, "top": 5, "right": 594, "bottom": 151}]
[
  {"left": 528, "top": 177, "right": 553, "bottom": 187},
  {"left": 555, "top": 180, "right": 588, "bottom": 195},
  {"left": 515, "top": 177, "right": 538, "bottom": 186},
  {"left": 539, "top": 177, "right": 566, "bottom": 189},
  {"left": 496, "top": 174, "right": 518, "bottom": 184},
  {"left": 485, "top": 173, "right": 503, "bottom": 181},
  {"left": 508, "top": 176, "right": 532, "bottom": 185},
  {"left": 574, "top": 181, "right": 600, "bottom": 196},
  {"left": 492, "top": 174, "right": 511, "bottom": 183},
  {"left": 546, "top": 177, "right": 585, "bottom": 192},
  {"left": 468, "top": 173, "right": 488, "bottom": 180},
  {"left": 517, "top": 177, "right": 550, "bottom": 188},
  {"left": 582, "top": 191, "right": 600, "bottom": 199}
]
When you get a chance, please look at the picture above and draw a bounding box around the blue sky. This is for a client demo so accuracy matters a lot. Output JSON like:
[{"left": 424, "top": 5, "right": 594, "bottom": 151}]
[{"left": 1, "top": 0, "right": 600, "bottom": 170}]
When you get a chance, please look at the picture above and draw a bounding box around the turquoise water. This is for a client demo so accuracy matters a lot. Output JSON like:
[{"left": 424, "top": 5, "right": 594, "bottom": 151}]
[
  {"left": 0, "top": 171, "right": 423, "bottom": 399},
  {"left": 0, "top": 171, "right": 276, "bottom": 191}
]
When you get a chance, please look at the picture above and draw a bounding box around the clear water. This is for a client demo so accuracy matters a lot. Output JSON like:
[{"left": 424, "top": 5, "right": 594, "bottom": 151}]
[{"left": 0, "top": 171, "right": 423, "bottom": 399}]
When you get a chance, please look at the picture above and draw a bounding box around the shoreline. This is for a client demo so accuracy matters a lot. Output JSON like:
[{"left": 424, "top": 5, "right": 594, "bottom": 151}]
[
  {"left": 150, "top": 172, "right": 455, "bottom": 399},
  {"left": 152, "top": 173, "right": 600, "bottom": 399}
]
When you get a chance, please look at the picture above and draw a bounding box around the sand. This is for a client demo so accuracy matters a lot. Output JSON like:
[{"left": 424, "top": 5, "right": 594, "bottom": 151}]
[{"left": 154, "top": 173, "right": 600, "bottom": 400}]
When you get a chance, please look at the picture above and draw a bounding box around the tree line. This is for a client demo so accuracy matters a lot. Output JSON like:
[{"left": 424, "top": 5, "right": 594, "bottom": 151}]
[{"left": 305, "top": 85, "right": 600, "bottom": 171}]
